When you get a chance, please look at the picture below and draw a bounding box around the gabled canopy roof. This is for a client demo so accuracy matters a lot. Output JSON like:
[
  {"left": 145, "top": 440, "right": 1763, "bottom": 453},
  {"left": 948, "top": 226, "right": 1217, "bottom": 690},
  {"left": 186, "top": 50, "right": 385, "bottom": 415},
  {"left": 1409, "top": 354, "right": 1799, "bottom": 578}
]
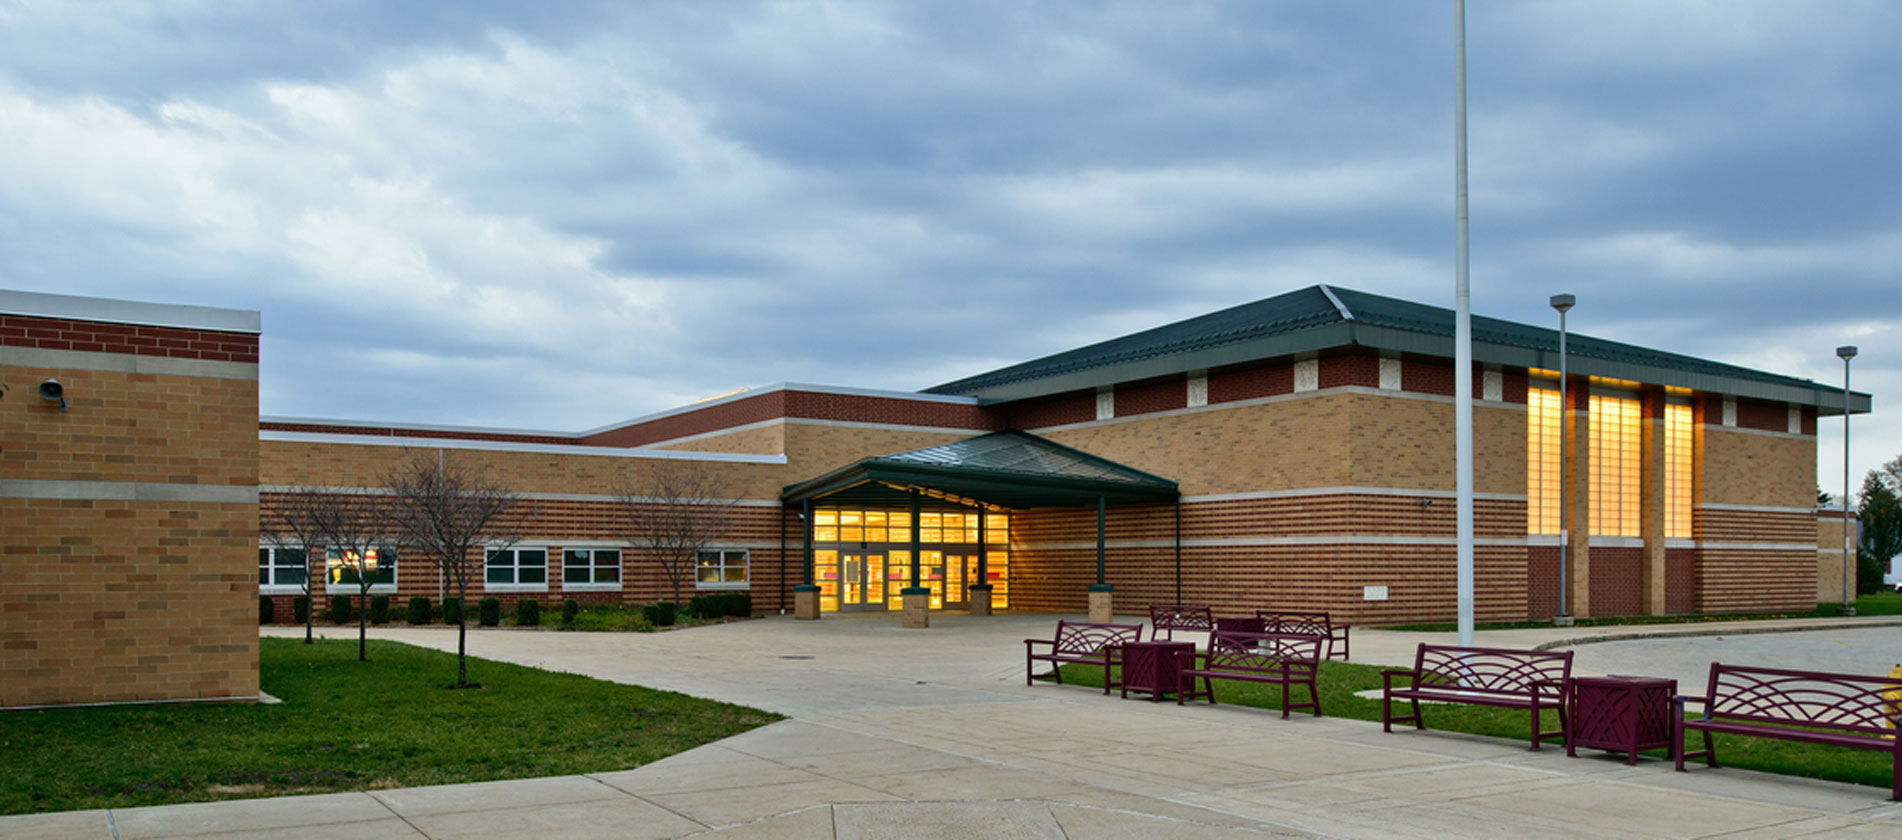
[
  {"left": 927, "top": 285, "right": 1871, "bottom": 415},
  {"left": 781, "top": 430, "right": 1179, "bottom": 510}
]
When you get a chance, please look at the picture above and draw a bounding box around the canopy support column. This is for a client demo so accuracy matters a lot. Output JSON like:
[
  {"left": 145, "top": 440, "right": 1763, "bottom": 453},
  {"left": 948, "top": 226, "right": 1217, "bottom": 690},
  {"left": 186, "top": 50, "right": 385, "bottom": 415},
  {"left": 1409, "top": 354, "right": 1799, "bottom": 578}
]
[
  {"left": 793, "top": 498, "right": 819, "bottom": 620},
  {"left": 1089, "top": 494, "right": 1113, "bottom": 622},
  {"left": 901, "top": 490, "right": 929, "bottom": 628},
  {"left": 970, "top": 504, "right": 993, "bottom": 615}
]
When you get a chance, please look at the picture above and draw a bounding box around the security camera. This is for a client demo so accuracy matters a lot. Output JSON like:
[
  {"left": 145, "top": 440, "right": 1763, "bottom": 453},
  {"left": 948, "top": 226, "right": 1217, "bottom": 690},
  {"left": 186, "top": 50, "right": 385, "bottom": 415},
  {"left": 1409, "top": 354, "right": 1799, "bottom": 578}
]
[{"left": 39, "top": 379, "right": 67, "bottom": 411}]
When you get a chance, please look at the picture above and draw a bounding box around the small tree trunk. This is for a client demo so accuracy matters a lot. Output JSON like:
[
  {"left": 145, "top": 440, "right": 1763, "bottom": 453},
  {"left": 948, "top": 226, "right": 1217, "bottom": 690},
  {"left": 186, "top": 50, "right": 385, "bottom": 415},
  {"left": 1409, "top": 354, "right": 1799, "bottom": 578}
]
[
  {"left": 357, "top": 589, "right": 368, "bottom": 661},
  {"left": 303, "top": 582, "right": 314, "bottom": 644},
  {"left": 455, "top": 576, "right": 469, "bottom": 688}
]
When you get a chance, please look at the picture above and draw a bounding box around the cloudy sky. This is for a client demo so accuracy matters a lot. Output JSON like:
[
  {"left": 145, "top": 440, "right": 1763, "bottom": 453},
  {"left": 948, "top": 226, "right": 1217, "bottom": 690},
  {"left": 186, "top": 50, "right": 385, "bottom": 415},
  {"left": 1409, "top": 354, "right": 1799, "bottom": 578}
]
[{"left": 1, "top": 1, "right": 1895, "bottom": 495}]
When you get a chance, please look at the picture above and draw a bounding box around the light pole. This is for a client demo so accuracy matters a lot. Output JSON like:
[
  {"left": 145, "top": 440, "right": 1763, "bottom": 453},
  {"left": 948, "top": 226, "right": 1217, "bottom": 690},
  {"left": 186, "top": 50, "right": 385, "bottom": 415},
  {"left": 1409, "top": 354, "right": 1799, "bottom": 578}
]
[
  {"left": 1551, "top": 294, "right": 1575, "bottom": 624},
  {"left": 1838, "top": 345, "right": 1857, "bottom": 616}
]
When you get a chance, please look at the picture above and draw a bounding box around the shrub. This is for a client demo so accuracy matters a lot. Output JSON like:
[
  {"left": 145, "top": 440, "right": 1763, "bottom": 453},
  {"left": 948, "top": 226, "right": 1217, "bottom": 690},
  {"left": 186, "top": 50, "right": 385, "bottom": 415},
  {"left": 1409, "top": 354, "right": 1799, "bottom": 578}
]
[
  {"left": 642, "top": 601, "right": 677, "bottom": 627},
  {"left": 259, "top": 595, "right": 274, "bottom": 625},
  {"left": 561, "top": 598, "right": 580, "bottom": 625},
  {"left": 516, "top": 598, "right": 541, "bottom": 627},
  {"left": 689, "top": 592, "right": 751, "bottom": 619},
  {"left": 370, "top": 595, "right": 390, "bottom": 625},
  {"left": 292, "top": 595, "right": 309, "bottom": 624},
  {"left": 387, "top": 603, "right": 408, "bottom": 623},
  {"left": 443, "top": 597, "right": 463, "bottom": 624},
  {"left": 329, "top": 594, "right": 352, "bottom": 624},
  {"left": 408, "top": 597, "right": 433, "bottom": 625},
  {"left": 479, "top": 597, "right": 501, "bottom": 627}
]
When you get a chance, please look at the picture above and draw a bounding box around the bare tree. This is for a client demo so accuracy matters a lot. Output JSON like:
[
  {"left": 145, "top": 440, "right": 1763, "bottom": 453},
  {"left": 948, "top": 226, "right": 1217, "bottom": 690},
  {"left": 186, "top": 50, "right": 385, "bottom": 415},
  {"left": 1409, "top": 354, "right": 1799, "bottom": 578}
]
[
  {"left": 385, "top": 450, "right": 517, "bottom": 689},
  {"left": 318, "top": 487, "right": 396, "bottom": 662},
  {"left": 618, "top": 459, "right": 739, "bottom": 606},
  {"left": 260, "top": 487, "right": 331, "bottom": 644}
]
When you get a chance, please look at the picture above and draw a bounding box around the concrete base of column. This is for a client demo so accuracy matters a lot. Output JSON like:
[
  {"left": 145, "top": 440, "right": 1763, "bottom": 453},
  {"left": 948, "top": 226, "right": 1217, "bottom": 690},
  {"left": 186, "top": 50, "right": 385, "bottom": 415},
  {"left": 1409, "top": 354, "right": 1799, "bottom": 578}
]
[
  {"left": 1087, "top": 587, "right": 1113, "bottom": 624},
  {"left": 793, "top": 586, "right": 820, "bottom": 620},
  {"left": 968, "top": 585, "right": 992, "bottom": 616},
  {"left": 901, "top": 587, "right": 930, "bottom": 628}
]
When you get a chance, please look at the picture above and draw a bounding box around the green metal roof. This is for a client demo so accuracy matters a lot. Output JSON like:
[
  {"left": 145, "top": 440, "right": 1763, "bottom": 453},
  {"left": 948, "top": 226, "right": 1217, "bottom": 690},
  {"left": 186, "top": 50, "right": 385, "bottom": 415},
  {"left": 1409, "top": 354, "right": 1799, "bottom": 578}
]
[
  {"left": 925, "top": 285, "right": 1871, "bottom": 415},
  {"left": 781, "top": 430, "right": 1179, "bottom": 510}
]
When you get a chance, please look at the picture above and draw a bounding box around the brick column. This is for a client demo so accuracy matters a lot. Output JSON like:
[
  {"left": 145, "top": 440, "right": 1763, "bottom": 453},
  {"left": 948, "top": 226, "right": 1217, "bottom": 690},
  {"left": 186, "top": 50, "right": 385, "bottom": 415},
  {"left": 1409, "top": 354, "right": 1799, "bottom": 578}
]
[
  {"left": 1640, "top": 390, "right": 1669, "bottom": 615},
  {"left": 1564, "top": 379, "right": 1592, "bottom": 618}
]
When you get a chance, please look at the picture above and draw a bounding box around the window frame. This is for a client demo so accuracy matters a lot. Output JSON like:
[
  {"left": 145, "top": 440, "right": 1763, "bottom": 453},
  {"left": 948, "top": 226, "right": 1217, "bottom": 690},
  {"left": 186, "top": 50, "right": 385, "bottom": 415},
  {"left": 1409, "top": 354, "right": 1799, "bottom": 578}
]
[
  {"left": 484, "top": 546, "right": 549, "bottom": 592},
  {"left": 259, "top": 546, "right": 309, "bottom": 595},
  {"left": 694, "top": 548, "right": 750, "bottom": 590},
  {"left": 561, "top": 546, "right": 623, "bottom": 592}
]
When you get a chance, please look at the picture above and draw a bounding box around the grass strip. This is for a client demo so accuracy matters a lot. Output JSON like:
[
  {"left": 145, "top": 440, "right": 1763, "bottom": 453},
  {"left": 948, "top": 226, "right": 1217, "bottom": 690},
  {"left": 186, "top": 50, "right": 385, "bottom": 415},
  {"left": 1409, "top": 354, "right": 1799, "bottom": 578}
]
[
  {"left": 1053, "top": 659, "right": 1896, "bottom": 793},
  {"left": 2, "top": 638, "right": 780, "bottom": 815},
  {"left": 1379, "top": 591, "right": 1902, "bottom": 632}
]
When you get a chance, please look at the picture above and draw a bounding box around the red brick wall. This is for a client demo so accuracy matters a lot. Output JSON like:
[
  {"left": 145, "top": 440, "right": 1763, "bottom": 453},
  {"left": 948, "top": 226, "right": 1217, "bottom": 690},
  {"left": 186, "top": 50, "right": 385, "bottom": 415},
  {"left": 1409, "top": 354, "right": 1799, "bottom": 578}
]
[
  {"left": 1113, "top": 376, "right": 1186, "bottom": 417},
  {"left": 1403, "top": 358, "right": 1456, "bottom": 396},
  {"left": 1007, "top": 389, "right": 1096, "bottom": 429},
  {"left": 1527, "top": 545, "right": 1560, "bottom": 619},
  {"left": 1208, "top": 360, "right": 1293, "bottom": 403},
  {"left": 1735, "top": 398, "right": 1786, "bottom": 433},
  {"left": 1666, "top": 547, "right": 1697, "bottom": 614},
  {"left": 1588, "top": 546, "right": 1644, "bottom": 617},
  {"left": 0, "top": 314, "right": 258, "bottom": 363},
  {"left": 1320, "top": 351, "right": 1379, "bottom": 389}
]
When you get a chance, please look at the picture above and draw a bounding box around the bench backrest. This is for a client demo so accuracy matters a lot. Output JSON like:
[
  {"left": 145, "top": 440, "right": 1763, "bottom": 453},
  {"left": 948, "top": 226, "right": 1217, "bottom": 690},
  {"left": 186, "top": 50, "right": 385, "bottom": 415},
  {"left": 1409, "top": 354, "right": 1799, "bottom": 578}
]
[
  {"left": 1051, "top": 620, "right": 1144, "bottom": 654},
  {"left": 1701, "top": 663, "right": 1902, "bottom": 738},
  {"left": 1150, "top": 604, "right": 1214, "bottom": 632},
  {"left": 1200, "top": 631, "right": 1322, "bottom": 676},
  {"left": 1412, "top": 644, "right": 1572, "bottom": 697},
  {"left": 1256, "top": 610, "right": 1332, "bottom": 637},
  {"left": 1214, "top": 616, "right": 1266, "bottom": 634}
]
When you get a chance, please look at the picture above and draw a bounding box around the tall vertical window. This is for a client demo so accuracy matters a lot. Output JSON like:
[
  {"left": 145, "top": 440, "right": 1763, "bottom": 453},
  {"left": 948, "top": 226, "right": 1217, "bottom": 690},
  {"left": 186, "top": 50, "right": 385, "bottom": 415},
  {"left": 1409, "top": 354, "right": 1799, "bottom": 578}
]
[
  {"left": 1589, "top": 392, "right": 1642, "bottom": 536},
  {"left": 1527, "top": 385, "right": 1561, "bottom": 534},
  {"left": 1664, "top": 399, "right": 1692, "bottom": 538}
]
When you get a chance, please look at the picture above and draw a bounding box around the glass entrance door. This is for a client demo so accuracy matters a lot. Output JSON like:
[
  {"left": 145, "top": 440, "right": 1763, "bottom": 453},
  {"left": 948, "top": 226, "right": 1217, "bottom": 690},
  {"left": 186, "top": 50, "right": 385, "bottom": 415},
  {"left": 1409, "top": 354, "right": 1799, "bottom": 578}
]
[{"left": 840, "top": 553, "right": 885, "bottom": 610}]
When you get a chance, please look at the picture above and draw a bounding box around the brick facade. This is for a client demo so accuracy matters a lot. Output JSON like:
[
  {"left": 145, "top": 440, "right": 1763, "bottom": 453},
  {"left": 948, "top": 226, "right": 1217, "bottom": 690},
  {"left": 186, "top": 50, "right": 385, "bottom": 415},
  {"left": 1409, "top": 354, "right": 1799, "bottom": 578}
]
[{"left": 3, "top": 295, "right": 260, "bottom": 709}]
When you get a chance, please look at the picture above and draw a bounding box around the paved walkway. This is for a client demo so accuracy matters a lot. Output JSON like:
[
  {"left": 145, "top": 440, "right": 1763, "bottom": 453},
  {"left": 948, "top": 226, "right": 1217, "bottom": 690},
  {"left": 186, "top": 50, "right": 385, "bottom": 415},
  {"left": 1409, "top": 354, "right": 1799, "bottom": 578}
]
[{"left": 6, "top": 613, "right": 1901, "bottom": 839}]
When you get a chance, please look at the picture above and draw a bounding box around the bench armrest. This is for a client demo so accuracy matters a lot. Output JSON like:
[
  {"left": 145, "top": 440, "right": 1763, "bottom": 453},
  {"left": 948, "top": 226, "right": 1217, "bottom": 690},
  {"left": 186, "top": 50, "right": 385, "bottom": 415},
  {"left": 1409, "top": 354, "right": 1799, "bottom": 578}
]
[
  {"left": 1024, "top": 638, "right": 1054, "bottom": 651},
  {"left": 1381, "top": 669, "right": 1418, "bottom": 691}
]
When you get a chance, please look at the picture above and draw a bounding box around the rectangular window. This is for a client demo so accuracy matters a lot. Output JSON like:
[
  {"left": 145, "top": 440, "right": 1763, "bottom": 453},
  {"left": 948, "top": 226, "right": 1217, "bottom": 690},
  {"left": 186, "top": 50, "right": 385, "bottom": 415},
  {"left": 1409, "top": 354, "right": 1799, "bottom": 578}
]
[
  {"left": 1589, "top": 392, "right": 1642, "bottom": 536},
  {"left": 1665, "top": 400, "right": 1692, "bottom": 539},
  {"left": 695, "top": 549, "right": 748, "bottom": 589},
  {"left": 259, "top": 547, "right": 308, "bottom": 592},
  {"left": 1526, "top": 385, "right": 1561, "bottom": 534},
  {"left": 562, "top": 548, "right": 622, "bottom": 588},
  {"left": 326, "top": 547, "right": 395, "bottom": 590},
  {"left": 485, "top": 547, "right": 547, "bottom": 588}
]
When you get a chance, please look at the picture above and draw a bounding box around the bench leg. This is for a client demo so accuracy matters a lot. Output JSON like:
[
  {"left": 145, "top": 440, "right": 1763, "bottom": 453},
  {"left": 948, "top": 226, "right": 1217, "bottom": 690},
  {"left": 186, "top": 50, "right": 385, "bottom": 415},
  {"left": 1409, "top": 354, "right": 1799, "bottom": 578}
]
[
  {"left": 1528, "top": 704, "right": 1542, "bottom": 751},
  {"left": 1891, "top": 747, "right": 1899, "bottom": 801},
  {"left": 1280, "top": 680, "right": 1291, "bottom": 719}
]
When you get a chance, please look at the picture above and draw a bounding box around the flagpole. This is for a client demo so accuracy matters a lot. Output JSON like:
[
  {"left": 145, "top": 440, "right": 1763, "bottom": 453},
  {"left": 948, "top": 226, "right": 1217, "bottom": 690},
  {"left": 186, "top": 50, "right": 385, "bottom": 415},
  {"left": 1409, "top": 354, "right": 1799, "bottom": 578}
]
[{"left": 1454, "top": 0, "right": 1475, "bottom": 647}]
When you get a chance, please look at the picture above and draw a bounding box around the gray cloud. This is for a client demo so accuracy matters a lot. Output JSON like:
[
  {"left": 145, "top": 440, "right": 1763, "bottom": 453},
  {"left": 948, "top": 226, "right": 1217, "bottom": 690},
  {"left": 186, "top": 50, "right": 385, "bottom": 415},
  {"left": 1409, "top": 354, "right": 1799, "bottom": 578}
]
[{"left": 1, "top": 0, "right": 1895, "bottom": 493}]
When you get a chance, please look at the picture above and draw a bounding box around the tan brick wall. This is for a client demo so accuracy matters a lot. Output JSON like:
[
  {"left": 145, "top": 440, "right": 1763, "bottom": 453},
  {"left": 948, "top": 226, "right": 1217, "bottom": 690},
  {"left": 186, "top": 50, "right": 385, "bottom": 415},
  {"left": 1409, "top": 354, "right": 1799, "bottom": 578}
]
[
  {"left": 1700, "top": 427, "right": 1816, "bottom": 508},
  {"left": 1816, "top": 511, "right": 1853, "bottom": 604},
  {"left": 1, "top": 499, "right": 258, "bottom": 707},
  {"left": 779, "top": 424, "right": 973, "bottom": 483},
  {"left": 4, "top": 321, "right": 259, "bottom": 708},
  {"left": 1344, "top": 394, "right": 1524, "bottom": 495},
  {"left": 655, "top": 422, "right": 785, "bottom": 455},
  {"left": 1038, "top": 395, "right": 1354, "bottom": 495},
  {"left": 3, "top": 366, "right": 257, "bottom": 486},
  {"left": 261, "top": 440, "right": 789, "bottom": 500}
]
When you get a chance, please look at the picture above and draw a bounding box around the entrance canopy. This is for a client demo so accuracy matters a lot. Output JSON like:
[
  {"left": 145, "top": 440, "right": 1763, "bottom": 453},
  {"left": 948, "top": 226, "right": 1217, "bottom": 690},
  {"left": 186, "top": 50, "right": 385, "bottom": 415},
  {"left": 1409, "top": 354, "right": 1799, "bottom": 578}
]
[{"left": 781, "top": 430, "right": 1179, "bottom": 510}]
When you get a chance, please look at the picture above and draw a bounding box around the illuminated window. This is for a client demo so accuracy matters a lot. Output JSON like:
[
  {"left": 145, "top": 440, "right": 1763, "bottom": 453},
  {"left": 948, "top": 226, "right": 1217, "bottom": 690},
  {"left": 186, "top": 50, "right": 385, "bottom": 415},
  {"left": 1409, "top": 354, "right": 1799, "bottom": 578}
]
[
  {"left": 328, "top": 547, "right": 396, "bottom": 591},
  {"left": 696, "top": 549, "right": 749, "bottom": 589},
  {"left": 484, "top": 547, "right": 545, "bottom": 589},
  {"left": 1527, "top": 386, "right": 1561, "bottom": 534},
  {"left": 1589, "top": 393, "right": 1641, "bottom": 536},
  {"left": 1665, "top": 400, "right": 1692, "bottom": 538}
]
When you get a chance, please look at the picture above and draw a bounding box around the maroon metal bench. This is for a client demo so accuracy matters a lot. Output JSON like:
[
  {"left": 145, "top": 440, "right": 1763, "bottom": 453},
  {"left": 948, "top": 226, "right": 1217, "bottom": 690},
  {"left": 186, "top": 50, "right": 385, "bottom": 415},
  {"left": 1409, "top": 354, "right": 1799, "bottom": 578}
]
[
  {"left": 1213, "top": 615, "right": 1264, "bottom": 634},
  {"left": 1177, "top": 631, "right": 1323, "bottom": 717},
  {"left": 1256, "top": 610, "right": 1350, "bottom": 660},
  {"left": 1148, "top": 604, "right": 1214, "bottom": 641},
  {"left": 1674, "top": 663, "right": 1902, "bottom": 800},
  {"left": 1024, "top": 619, "right": 1144, "bottom": 694},
  {"left": 1383, "top": 644, "right": 1572, "bottom": 750}
]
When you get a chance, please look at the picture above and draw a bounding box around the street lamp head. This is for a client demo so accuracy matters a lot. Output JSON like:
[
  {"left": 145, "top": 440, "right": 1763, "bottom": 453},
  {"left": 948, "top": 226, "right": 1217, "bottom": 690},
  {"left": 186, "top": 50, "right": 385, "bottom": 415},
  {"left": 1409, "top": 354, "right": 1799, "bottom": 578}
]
[
  {"left": 1837, "top": 345, "right": 1858, "bottom": 361},
  {"left": 1549, "top": 293, "right": 1575, "bottom": 313}
]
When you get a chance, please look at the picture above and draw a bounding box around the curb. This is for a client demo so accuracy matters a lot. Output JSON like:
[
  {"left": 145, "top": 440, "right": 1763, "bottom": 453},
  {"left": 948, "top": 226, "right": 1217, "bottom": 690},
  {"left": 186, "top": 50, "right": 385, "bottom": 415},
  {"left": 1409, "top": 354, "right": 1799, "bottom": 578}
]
[{"left": 1532, "top": 618, "right": 1902, "bottom": 651}]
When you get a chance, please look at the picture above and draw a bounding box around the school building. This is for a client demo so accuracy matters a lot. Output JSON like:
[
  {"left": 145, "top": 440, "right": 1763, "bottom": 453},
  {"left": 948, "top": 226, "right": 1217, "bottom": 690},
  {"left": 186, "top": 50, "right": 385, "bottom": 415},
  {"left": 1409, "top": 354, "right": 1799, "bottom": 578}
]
[{"left": 1, "top": 284, "right": 1872, "bottom": 708}]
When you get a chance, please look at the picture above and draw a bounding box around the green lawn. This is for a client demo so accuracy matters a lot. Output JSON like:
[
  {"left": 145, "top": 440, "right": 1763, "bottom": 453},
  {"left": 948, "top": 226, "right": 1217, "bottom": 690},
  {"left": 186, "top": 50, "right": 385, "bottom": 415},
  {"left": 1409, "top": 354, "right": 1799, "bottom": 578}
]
[
  {"left": 1053, "top": 660, "right": 1897, "bottom": 794},
  {"left": 1849, "top": 589, "right": 1902, "bottom": 616},
  {"left": 1, "top": 638, "right": 780, "bottom": 815}
]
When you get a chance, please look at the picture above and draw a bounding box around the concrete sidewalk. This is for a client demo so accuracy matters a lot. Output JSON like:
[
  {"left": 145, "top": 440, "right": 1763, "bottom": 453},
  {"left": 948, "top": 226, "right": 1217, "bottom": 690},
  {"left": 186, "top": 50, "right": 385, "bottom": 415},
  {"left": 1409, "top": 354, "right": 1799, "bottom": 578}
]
[{"left": 6, "top": 613, "right": 1900, "bottom": 839}]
